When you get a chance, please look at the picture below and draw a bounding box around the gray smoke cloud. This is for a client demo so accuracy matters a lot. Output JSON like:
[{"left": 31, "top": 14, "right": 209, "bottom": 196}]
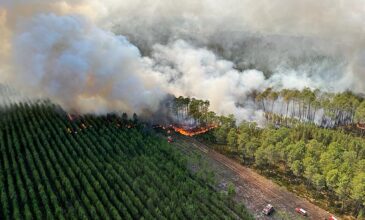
[
  {"left": 106, "top": 0, "right": 364, "bottom": 91},
  {"left": 0, "top": 0, "right": 364, "bottom": 122}
]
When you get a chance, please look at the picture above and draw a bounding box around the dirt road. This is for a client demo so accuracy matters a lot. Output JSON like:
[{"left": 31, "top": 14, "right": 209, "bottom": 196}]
[{"left": 174, "top": 137, "right": 335, "bottom": 220}]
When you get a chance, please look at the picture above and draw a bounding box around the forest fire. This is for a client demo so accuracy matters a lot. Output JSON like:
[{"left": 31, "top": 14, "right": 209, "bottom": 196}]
[
  {"left": 154, "top": 124, "right": 218, "bottom": 137},
  {"left": 171, "top": 125, "right": 217, "bottom": 136},
  {"left": 154, "top": 124, "right": 217, "bottom": 136}
]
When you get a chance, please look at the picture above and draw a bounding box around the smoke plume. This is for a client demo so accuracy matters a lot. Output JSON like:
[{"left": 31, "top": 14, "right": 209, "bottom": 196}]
[{"left": 0, "top": 0, "right": 364, "bottom": 122}]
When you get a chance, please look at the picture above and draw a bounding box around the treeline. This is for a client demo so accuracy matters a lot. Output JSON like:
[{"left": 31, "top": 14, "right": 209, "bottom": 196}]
[
  {"left": 169, "top": 96, "right": 238, "bottom": 130},
  {"left": 0, "top": 102, "right": 253, "bottom": 220},
  {"left": 200, "top": 121, "right": 365, "bottom": 218},
  {"left": 253, "top": 88, "right": 365, "bottom": 127},
  {"left": 171, "top": 89, "right": 365, "bottom": 131},
  {"left": 169, "top": 96, "right": 215, "bottom": 125}
]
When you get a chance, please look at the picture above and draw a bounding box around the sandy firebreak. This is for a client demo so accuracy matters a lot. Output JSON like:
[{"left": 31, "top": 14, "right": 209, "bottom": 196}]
[{"left": 174, "top": 136, "right": 335, "bottom": 220}]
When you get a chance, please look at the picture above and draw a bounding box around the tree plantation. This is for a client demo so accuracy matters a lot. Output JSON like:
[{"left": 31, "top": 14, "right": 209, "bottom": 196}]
[{"left": 0, "top": 102, "right": 252, "bottom": 220}]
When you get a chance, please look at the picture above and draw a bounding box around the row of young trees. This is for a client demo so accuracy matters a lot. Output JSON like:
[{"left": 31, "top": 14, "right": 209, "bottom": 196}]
[
  {"left": 0, "top": 102, "right": 252, "bottom": 220},
  {"left": 253, "top": 88, "right": 365, "bottom": 127},
  {"left": 200, "top": 121, "right": 365, "bottom": 218}
]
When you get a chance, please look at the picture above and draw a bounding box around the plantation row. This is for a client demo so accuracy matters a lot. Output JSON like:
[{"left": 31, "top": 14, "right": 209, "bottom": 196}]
[{"left": 0, "top": 102, "right": 252, "bottom": 220}]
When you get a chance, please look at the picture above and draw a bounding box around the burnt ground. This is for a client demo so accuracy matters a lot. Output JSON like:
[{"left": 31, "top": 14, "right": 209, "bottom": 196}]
[{"left": 173, "top": 136, "right": 335, "bottom": 220}]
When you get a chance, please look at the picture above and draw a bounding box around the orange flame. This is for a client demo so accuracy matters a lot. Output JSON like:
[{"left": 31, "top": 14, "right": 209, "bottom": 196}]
[{"left": 171, "top": 125, "right": 217, "bottom": 136}]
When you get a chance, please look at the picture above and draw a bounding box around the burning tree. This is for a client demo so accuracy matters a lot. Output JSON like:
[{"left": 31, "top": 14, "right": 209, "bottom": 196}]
[{"left": 150, "top": 96, "right": 221, "bottom": 137}]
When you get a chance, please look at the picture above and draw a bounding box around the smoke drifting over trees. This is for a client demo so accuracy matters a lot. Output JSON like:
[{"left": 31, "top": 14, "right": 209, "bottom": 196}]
[{"left": 0, "top": 0, "right": 364, "bottom": 123}]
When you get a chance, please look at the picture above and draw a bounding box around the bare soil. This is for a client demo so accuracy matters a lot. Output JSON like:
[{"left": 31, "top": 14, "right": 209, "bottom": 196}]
[{"left": 173, "top": 136, "right": 336, "bottom": 220}]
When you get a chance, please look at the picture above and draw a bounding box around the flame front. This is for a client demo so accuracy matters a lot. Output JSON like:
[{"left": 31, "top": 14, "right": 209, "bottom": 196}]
[{"left": 171, "top": 125, "right": 217, "bottom": 136}]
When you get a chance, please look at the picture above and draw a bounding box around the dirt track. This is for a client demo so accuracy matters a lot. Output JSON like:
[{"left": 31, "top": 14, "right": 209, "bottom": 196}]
[{"left": 174, "top": 137, "right": 335, "bottom": 220}]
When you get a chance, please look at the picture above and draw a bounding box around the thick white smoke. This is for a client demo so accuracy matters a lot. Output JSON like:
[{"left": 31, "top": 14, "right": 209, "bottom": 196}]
[
  {"left": 149, "top": 40, "right": 267, "bottom": 122},
  {"left": 10, "top": 13, "right": 167, "bottom": 114},
  {"left": 0, "top": 0, "right": 364, "bottom": 122}
]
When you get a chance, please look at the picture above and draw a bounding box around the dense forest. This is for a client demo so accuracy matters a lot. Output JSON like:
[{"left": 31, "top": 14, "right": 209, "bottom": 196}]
[
  {"left": 166, "top": 89, "right": 365, "bottom": 218},
  {"left": 2, "top": 89, "right": 365, "bottom": 219},
  {"left": 0, "top": 102, "right": 252, "bottom": 220},
  {"left": 200, "top": 119, "right": 365, "bottom": 218},
  {"left": 163, "top": 92, "right": 365, "bottom": 217},
  {"left": 168, "top": 93, "right": 365, "bottom": 218}
]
